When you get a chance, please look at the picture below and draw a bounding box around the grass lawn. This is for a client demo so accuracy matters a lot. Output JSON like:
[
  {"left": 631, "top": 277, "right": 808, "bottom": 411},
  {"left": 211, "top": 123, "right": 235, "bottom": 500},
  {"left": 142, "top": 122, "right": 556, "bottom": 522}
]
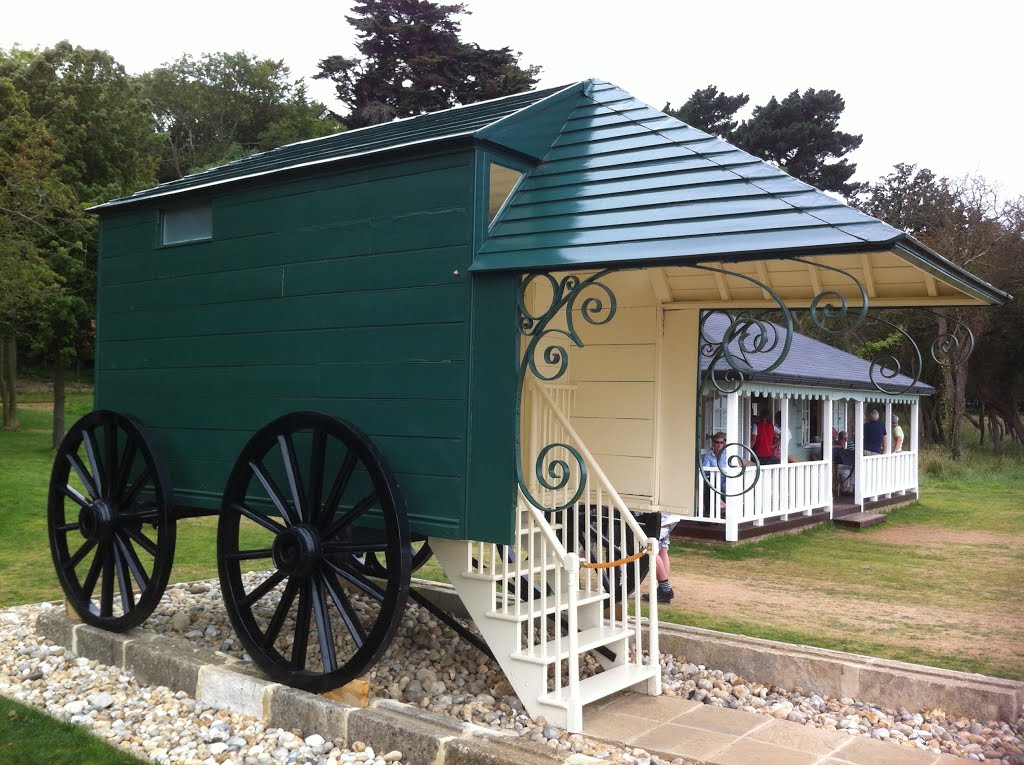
[
  {"left": 0, "top": 696, "right": 143, "bottom": 764},
  {"left": 662, "top": 443, "right": 1024, "bottom": 680}
]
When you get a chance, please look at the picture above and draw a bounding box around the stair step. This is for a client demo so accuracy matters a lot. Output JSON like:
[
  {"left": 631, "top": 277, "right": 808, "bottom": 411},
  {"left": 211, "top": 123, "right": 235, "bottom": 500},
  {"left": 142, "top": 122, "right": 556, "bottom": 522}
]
[
  {"left": 512, "top": 625, "right": 632, "bottom": 665},
  {"left": 537, "top": 663, "right": 661, "bottom": 709},
  {"left": 461, "top": 561, "right": 561, "bottom": 582},
  {"left": 486, "top": 592, "right": 608, "bottom": 621},
  {"left": 834, "top": 511, "right": 887, "bottom": 529}
]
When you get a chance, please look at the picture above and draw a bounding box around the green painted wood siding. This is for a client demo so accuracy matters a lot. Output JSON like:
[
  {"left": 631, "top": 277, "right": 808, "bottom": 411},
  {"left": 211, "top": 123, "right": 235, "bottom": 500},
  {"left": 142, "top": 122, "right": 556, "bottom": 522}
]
[{"left": 95, "top": 150, "right": 517, "bottom": 543}]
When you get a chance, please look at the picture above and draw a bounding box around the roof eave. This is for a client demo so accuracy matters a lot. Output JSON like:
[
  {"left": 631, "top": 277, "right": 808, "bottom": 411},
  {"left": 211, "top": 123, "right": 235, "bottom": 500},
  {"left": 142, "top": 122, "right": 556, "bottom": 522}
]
[{"left": 891, "top": 235, "right": 1012, "bottom": 306}]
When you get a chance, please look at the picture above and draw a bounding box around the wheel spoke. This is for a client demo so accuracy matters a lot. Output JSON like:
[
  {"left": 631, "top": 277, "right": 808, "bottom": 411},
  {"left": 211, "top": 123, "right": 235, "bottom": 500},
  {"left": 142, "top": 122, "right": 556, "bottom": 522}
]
[
  {"left": 113, "top": 532, "right": 150, "bottom": 590},
  {"left": 81, "top": 429, "right": 104, "bottom": 498},
  {"left": 66, "top": 453, "right": 99, "bottom": 501},
  {"left": 306, "top": 430, "right": 327, "bottom": 526},
  {"left": 320, "top": 570, "right": 366, "bottom": 648},
  {"left": 81, "top": 546, "right": 104, "bottom": 600},
  {"left": 260, "top": 576, "right": 299, "bottom": 650},
  {"left": 123, "top": 526, "right": 158, "bottom": 557},
  {"left": 325, "top": 560, "right": 385, "bottom": 603},
  {"left": 322, "top": 541, "right": 390, "bottom": 554},
  {"left": 310, "top": 576, "right": 337, "bottom": 673},
  {"left": 239, "top": 570, "right": 286, "bottom": 608},
  {"left": 63, "top": 484, "right": 91, "bottom": 510},
  {"left": 222, "top": 547, "right": 274, "bottom": 561},
  {"left": 100, "top": 543, "right": 115, "bottom": 618},
  {"left": 114, "top": 440, "right": 138, "bottom": 504},
  {"left": 230, "top": 502, "right": 286, "bottom": 535},
  {"left": 64, "top": 539, "right": 96, "bottom": 571},
  {"left": 323, "top": 492, "right": 378, "bottom": 541},
  {"left": 118, "top": 505, "right": 160, "bottom": 522},
  {"left": 104, "top": 423, "right": 119, "bottom": 499},
  {"left": 54, "top": 522, "right": 81, "bottom": 533},
  {"left": 278, "top": 434, "right": 306, "bottom": 524},
  {"left": 250, "top": 460, "right": 298, "bottom": 527},
  {"left": 112, "top": 541, "right": 134, "bottom": 613},
  {"left": 121, "top": 466, "right": 152, "bottom": 508},
  {"left": 291, "top": 581, "right": 312, "bottom": 670},
  {"left": 321, "top": 450, "right": 357, "bottom": 528}
]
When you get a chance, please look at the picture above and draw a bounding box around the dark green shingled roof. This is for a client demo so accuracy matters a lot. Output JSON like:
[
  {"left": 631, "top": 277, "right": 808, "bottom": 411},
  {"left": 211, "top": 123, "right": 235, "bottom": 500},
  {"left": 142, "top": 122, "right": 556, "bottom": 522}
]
[
  {"left": 91, "top": 83, "right": 574, "bottom": 211},
  {"left": 473, "top": 81, "right": 1008, "bottom": 305}
]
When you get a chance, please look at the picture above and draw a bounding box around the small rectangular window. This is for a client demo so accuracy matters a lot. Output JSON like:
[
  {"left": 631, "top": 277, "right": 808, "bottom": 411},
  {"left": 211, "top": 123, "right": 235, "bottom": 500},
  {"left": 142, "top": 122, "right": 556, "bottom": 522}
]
[{"left": 161, "top": 203, "right": 212, "bottom": 245}]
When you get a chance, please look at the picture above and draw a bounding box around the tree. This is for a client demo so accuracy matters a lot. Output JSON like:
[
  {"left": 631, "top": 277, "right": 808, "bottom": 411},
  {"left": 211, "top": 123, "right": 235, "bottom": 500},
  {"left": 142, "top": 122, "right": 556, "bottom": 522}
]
[
  {"left": 856, "top": 165, "right": 1024, "bottom": 458},
  {"left": 732, "top": 89, "right": 863, "bottom": 196},
  {"left": 0, "top": 78, "right": 78, "bottom": 430},
  {"left": 141, "top": 52, "right": 340, "bottom": 182},
  {"left": 664, "top": 85, "right": 749, "bottom": 139},
  {"left": 665, "top": 85, "right": 863, "bottom": 196},
  {"left": 0, "top": 42, "right": 154, "bottom": 444},
  {"left": 316, "top": 0, "right": 540, "bottom": 127}
]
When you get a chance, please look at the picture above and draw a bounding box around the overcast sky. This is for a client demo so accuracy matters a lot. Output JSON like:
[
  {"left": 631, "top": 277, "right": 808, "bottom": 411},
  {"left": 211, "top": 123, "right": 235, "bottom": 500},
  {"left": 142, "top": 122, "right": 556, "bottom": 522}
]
[{"left": 5, "top": 0, "right": 1023, "bottom": 197}]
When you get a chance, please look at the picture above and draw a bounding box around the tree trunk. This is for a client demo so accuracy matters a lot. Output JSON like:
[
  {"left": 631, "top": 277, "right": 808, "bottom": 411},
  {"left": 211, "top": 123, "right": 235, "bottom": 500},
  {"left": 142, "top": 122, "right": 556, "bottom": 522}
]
[
  {"left": 0, "top": 336, "right": 18, "bottom": 430},
  {"left": 978, "top": 403, "right": 985, "bottom": 446},
  {"left": 52, "top": 363, "right": 66, "bottom": 449},
  {"left": 988, "top": 414, "right": 1004, "bottom": 455},
  {"left": 937, "top": 315, "right": 969, "bottom": 461}
]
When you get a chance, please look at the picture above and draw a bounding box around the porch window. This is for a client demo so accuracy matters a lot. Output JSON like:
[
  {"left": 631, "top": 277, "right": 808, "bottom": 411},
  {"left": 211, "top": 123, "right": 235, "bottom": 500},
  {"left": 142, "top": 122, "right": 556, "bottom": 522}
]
[{"left": 798, "top": 399, "right": 822, "bottom": 445}]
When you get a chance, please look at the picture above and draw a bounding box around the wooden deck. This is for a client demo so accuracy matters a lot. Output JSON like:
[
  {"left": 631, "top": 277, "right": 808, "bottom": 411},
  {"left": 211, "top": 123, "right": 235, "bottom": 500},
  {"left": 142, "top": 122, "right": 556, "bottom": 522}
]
[{"left": 670, "top": 491, "right": 918, "bottom": 544}]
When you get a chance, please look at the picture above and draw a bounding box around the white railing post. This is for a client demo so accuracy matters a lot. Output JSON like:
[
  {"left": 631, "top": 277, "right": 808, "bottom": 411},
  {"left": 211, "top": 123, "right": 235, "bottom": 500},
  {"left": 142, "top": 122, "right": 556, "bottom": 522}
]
[
  {"left": 779, "top": 398, "right": 790, "bottom": 521},
  {"left": 823, "top": 397, "right": 834, "bottom": 518},
  {"left": 854, "top": 400, "right": 865, "bottom": 510},
  {"left": 725, "top": 390, "right": 740, "bottom": 542},
  {"left": 884, "top": 401, "right": 893, "bottom": 498},
  {"left": 911, "top": 399, "right": 920, "bottom": 494}
]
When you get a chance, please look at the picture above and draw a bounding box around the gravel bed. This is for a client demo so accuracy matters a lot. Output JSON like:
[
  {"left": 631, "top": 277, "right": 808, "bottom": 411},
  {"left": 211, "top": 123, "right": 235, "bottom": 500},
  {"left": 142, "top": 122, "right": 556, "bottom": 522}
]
[{"left": 3, "top": 576, "right": 1022, "bottom": 765}]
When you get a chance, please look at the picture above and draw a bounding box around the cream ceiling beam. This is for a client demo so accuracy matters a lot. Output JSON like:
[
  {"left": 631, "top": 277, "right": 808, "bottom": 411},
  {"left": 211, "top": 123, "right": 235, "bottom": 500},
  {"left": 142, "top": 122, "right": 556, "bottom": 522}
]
[
  {"left": 754, "top": 261, "right": 772, "bottom": 300},
  {"left": 860, "top": 254, "right": 878, "bottom": 298},
  {"left": 713, "top": 270, "right": 731, "bottom": 301},
  {"left": 924, "top": 274, "right": 939, "bottom": 297},
  {"left": 806, "top": 261, "right": 823, "bottom": 296},
  {"left": 662, "top": 295, "right": 983, "bottom": 310},
  {"left": 647, "top": 267, "right": 672, "bottom": 304}
]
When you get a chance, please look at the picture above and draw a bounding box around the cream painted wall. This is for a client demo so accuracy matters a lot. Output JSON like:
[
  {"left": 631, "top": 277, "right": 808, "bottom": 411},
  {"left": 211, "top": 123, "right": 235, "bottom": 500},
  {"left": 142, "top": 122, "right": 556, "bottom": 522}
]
[
  {"left": 655, "top": 308, "right": 700, "bottom": 514},
  {"left": 566, "top": 270, "right": 658, "bottom": 501}
]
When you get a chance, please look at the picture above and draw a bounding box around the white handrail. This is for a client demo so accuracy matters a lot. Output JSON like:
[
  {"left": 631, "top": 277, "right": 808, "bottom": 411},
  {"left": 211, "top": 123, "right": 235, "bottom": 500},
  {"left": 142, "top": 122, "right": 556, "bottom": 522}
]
[{"left": 532, "top": 382, "right": 652, "bottom": 546}]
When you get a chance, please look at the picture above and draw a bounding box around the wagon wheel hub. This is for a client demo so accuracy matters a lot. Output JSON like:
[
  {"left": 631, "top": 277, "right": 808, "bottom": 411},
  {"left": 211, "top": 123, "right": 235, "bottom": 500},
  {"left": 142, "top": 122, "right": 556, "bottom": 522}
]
[
  {"left": 78, "top": 499, "right": 116, "bottom": 542},
  {"left": 272, "top": 525, "right": 322, "bottom": 577}
]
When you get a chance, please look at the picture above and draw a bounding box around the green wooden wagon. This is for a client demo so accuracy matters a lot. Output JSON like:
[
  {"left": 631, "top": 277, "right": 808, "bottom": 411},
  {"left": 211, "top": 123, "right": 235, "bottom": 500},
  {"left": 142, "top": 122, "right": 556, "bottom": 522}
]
[{"left": 48, "top": 80, "right": 1006, "bottom": 731}]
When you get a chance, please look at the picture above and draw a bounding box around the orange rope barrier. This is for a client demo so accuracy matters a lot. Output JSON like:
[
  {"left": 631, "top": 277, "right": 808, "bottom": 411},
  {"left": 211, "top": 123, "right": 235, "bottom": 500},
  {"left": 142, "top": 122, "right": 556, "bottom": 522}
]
[{"left": 580, "top": 548, "right": 647, "bottom": 569}]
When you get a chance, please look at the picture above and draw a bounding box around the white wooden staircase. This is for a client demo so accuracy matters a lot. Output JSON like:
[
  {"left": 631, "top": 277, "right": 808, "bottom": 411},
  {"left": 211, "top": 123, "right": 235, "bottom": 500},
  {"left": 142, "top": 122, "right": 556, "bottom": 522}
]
[{"left": 431, "top": 383, "right": 661, "bottom": 732}]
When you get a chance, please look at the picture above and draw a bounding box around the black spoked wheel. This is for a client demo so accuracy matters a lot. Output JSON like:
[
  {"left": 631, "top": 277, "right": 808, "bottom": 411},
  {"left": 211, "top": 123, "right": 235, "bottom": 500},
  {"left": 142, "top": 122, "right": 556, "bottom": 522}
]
[
  {"left": 570, "top": 506, "right": 659, "bottom": 597},
  {"left": 349, "top": 535, "right": 432, "bottom": 578},
  {"left": 48, "top": 410, "right": 175, "bottom": 631},
  {"left": 218, "top": 412, "right": 411, "bottom": 693}
]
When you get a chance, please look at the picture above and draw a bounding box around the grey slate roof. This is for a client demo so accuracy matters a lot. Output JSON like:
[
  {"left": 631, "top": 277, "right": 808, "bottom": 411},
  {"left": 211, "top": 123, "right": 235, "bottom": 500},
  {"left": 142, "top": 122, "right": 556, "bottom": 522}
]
[{"left": 698, "top": 312, "right": 935, "bottom": 396}]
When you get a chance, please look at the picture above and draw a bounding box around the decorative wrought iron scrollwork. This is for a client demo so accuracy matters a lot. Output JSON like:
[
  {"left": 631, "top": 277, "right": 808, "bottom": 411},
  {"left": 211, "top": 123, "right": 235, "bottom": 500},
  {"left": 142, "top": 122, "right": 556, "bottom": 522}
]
[
  {"left": 697, "top": 443, "right": 761, "bottom": 500},
  {"left": 915, "top": 308, "right": 976, "bottom": 365},
  {"left": 789, "top": 257, "right": 869, "bottom": 335},
  {"left": 515, "top": 270, "right": 616, "bottom": 512},
  {"left": 859, "top": 315, "right": 924, "bottom": 395}
]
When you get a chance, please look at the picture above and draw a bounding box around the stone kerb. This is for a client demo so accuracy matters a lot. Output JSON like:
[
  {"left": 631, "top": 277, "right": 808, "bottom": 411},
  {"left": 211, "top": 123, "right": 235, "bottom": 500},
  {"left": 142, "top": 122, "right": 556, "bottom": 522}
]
[
  {"left": 410, "top": 581, "right": 1024, "bottom": 723},
  {"left": 33, "top": 608, "right": 604, "bottom": 765}
]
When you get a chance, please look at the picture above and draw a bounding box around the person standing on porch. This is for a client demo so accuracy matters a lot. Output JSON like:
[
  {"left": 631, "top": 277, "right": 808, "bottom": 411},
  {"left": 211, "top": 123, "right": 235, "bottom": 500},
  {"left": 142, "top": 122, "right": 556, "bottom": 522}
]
[
  {"left": 751, "top": 410, "right": 779, "bottom": 464},
  {"left": 863, "top": 409, "right": 887, "bottom": 455},
  {"left": 892, "top": 415, "right": 904, "bottom": 452}
]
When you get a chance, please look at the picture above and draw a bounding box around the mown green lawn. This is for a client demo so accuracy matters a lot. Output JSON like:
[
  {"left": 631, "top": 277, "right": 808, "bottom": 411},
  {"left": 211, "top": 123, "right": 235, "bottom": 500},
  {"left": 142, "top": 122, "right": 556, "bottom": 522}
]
[{"left": 0, "top": 696, "right": 143, "bottom": 764}]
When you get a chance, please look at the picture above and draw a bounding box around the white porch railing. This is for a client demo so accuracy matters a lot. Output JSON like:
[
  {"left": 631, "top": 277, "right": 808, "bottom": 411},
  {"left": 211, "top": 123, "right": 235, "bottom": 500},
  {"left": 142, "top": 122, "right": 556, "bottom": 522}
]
[
  {"left": 698, "top": 460, "right": 831, "bottom": 539},
  {"left": 861, "top": 451, "right": 917, "bottom": 500}
]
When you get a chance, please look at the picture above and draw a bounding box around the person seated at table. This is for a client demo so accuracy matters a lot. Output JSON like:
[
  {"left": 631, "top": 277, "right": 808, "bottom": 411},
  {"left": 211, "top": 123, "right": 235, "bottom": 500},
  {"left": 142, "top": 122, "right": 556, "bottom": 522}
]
[
  {"left": 701, "top": 431, "right": 728, "bottom": 517},
  {"left": 833, "top": 431, "right": 854, "bottom": 495}
]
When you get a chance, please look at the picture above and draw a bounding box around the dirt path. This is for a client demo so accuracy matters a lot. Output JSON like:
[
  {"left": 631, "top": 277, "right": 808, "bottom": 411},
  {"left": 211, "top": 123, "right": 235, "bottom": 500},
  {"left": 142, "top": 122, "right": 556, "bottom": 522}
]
[{"left": 662, "top": 529, "right": 1023, "bottom": 678}]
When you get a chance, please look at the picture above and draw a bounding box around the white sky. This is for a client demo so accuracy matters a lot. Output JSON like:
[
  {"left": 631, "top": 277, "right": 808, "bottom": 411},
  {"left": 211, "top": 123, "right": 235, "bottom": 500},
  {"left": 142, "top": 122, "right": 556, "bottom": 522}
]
[{"left": 5, "top": 0, "right": 1023, "bottom": 197}]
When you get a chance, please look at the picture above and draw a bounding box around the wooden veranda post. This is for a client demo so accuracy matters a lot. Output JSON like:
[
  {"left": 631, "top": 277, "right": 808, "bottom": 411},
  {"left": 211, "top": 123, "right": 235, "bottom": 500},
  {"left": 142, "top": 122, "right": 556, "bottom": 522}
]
[{"left": 854, "top": 400, "right": 865, "bottom": 510}]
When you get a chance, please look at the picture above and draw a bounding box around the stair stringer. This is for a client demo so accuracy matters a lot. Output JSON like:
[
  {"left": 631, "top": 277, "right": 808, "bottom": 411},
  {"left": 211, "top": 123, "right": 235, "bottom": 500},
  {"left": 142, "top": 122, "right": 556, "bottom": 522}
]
[{"left": 429, "top": 537, "right": 556, "bottom": 721}]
